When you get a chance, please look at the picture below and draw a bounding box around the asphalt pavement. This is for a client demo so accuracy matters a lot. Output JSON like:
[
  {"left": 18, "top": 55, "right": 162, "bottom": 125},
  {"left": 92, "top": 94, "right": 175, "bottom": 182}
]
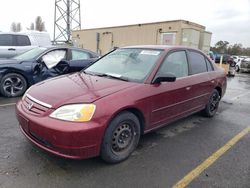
[{"left": 0, "top": 73, "right": 250, "bottom": 188}]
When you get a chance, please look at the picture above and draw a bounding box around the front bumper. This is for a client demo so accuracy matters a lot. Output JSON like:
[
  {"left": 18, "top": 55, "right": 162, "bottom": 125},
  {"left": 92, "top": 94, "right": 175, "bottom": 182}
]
[{"left": 16, "top": 100, "right": 105, "bottom": 159}]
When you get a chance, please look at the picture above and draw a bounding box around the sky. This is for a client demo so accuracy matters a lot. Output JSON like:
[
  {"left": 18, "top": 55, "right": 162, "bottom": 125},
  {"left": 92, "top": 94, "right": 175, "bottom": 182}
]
[{"left": 0, "top": 0, "right": 250, "bottom": 47}]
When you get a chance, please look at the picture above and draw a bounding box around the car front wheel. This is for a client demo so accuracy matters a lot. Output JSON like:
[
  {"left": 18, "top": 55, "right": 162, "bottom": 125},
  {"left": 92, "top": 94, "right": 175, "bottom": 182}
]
[
  {"left": 0, "top": 73, "right": 27, "bottom": 97},
  {"left": 202, "top": 89, "right": 220, "bottom": 117},
  {"left": 101, "top": 111, "right": 141, "bottom": 163}
]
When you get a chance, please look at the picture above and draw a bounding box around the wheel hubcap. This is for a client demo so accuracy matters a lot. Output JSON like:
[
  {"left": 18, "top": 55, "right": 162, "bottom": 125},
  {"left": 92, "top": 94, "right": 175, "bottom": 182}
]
[
  {"left": 210, "top": 93, "right": 220, "bottom": 112},
  {"left": 3, "top": 77, "right": 23, "bottom": 96},
  {"left": 112, "top": 123, "right": 134, "bottom": 152}
]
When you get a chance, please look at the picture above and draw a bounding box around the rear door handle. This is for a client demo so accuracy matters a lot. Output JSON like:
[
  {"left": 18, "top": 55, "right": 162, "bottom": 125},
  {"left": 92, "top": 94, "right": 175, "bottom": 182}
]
[
  {"left": 186, "top": 86, "right": 191, "bottom": 90},
  {"left": 8, "top": 48, "right": 16, "bottom": 51}
]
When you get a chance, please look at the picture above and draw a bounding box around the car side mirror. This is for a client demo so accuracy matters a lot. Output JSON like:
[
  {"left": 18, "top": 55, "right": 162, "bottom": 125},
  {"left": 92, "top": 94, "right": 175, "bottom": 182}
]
[{"left": 153, "top": 73, "right": 176, "bottom": 84}]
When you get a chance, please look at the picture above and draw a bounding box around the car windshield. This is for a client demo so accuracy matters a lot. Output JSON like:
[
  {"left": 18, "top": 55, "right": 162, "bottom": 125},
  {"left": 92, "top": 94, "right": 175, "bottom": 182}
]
[
  {"left": 13, "top": 47, "right": 47, "bottom": 60},
  {"left": 84, "top": 48, "right": 163, "bottom": 83}
]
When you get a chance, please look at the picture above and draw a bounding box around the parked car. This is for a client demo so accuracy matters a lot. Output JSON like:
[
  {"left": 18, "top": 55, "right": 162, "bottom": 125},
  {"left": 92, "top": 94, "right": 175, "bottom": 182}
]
[
  {"left": 227, "top": 57, "right": 236, "bottom": 77},
  {"left": 0, "top": 46, "right": 99, "bottom": 97},
  {"left": 207, "top": 51, "right": 215, "bottom": 61},
  {"left": 16, "top": 45, "right": 227, "bottom": 163},
  {"left": 213, "top": 54, "right": 235, "bottom": 76},
  {"left": 214, "top": 53, "right": 231, "bottom": 63},
  {"left": 236, "top": 57, "right": 250, "bottom": 72},
  {"left": 0, "top": 31, "right": 51, "bottom": 59}
]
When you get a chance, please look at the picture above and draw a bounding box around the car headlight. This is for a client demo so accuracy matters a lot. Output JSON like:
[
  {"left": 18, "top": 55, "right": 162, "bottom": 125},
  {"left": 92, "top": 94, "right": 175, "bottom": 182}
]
[
  {"left": 22, "top": 86, "right": 32, "bottom": 100},
  {"left": 50, "top": 104, "right": 96, "bottom": 122}
]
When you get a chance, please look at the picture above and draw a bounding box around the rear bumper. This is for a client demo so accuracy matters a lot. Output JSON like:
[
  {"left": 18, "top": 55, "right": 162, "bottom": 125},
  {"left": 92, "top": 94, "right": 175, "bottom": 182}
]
[{"left": 16, "top": 100, "right": 105, "bottom": 160}]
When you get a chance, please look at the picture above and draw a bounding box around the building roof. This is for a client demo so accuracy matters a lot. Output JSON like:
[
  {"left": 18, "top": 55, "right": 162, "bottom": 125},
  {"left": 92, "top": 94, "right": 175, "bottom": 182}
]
[{"left": 74, "top": 20, "right": 205, "bottom": 32}]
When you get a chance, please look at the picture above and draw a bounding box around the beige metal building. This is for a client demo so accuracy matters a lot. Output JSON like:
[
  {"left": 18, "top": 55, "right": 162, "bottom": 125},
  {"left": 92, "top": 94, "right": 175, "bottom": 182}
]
[{"left": 72, "top": 20, "right": 212, "bottom": 55}]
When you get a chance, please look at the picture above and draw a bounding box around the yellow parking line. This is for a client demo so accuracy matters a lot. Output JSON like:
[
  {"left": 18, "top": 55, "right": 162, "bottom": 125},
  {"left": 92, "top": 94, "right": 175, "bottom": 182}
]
[
  {"left": 0, "top": 103, "right": 16, "bottom": 107},
  {"left": 173, "top": 125, "right": 250, "bottom": 188}
]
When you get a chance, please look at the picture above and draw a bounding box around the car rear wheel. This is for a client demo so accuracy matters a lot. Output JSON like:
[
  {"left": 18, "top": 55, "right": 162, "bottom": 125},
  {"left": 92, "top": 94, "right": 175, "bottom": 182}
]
[
  {"left": 0, "top": 73, "right": 27, "bottom": 97},
  {"left": 101, "top": 111, "right": 141, "bottom": 163},
  {"left": 202, "top": 89, "right": 220, "bottom": 117}
]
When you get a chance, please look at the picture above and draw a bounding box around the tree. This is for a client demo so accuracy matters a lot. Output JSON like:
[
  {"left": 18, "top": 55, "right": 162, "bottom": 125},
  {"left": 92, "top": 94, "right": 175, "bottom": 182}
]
[
  {"left": 35, "top": 16, "right": 45, "bottom": 31},
  {"left": 30, "top": 23, "right": 35, "bottom": 30},
  {"left": 211, "top": 41, "right": 250, "bottom": 56},
  {"left": 10, "top": 22, "right": 17, "bottom": 32},
  {"left": 228, "top": 43, "right": 243, "bottom": 55},
  {"left": 16, "top": 23, "right": 22, "bottom": 32},
  {"left": 214, "top": 41, "right": 229, "bottom": 53},
  {"left": 10, "top": 22, "right": 22, "bottom": 32}
]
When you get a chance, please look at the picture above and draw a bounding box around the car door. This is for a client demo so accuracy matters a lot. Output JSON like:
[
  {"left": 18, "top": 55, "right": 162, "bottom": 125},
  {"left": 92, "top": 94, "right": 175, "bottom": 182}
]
[
  {"left": 186, "top": 50, "right": 216, "bottom": 109},
  {"left": 149, "top": 50, "right": 195, "bottom": 128},
  {"left": 0, "top": 34, "right": 17, "bottom": 58},
  {"left": 69, "top": 49, "right": 97, "bottom": 72},
  {"left": 32, "top": 49, "right": 68, "bottom": 83},
  {"left": 14, "top": 35, "right": 34, "bottom": 55}
]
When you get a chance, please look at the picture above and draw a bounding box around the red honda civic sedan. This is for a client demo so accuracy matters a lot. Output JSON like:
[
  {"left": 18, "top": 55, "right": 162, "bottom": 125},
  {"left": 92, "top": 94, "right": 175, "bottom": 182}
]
[{"left": 16, "top": 46, "right": 227, "bottom": 163}]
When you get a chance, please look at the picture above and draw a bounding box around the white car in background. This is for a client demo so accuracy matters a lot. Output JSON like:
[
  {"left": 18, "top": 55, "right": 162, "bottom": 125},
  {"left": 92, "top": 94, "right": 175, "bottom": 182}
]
[
  {"left": 0, "top": 31, "right": 51, "bottom": 58},
  {"left": 232, "top": 56, "right": 241, "bottom": 63},
  {"left": 236, "top": 57, "right": 250, "bottom": 72}
]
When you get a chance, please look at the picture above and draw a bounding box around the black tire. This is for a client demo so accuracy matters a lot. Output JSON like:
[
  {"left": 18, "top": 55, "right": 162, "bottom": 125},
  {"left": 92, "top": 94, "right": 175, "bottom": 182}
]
[
  {"left": 101, "top": 111, "right": 141, "bottom": 163},
  {"left": 202, "top": 89, "right": 220, "bottom": 117},
  {"left": 0, "top": 73, "right": 27, "bottom": 97}
]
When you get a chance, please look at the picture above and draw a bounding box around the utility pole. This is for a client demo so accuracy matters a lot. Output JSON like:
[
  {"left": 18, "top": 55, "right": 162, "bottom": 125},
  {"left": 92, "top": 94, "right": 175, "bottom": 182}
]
[{"left": 53, "top": 0, "right": 81, "bottom": 44}]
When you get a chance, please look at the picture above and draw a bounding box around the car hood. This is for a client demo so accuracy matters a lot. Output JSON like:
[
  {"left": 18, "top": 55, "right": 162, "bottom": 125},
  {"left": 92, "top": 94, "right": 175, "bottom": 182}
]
[{"left": 27, "top": 72, "right": 138, "bottom": 109}]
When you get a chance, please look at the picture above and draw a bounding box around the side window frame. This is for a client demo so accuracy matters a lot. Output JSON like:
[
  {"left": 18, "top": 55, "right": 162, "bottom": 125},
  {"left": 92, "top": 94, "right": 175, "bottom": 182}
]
[
  {"left": 15, "top": 35, "right": 31, "bottom": 46},
  {"left": 39, "top": 49, "right": 68, "bottom": 68},
  {"left": 0, "top": 34, "right": 14, "bottom": 46},
  {"left": 187, "top": 50, "right": 209, "bottom": 75},
  {"left": 71, "top": 49, "right": 90, "bottom": 60},
  {"left": 205, "top": 57, "right": 214, "bottom": 71},
  {"left": 154, "top": 49, "right": 189, "bottom": 80}
]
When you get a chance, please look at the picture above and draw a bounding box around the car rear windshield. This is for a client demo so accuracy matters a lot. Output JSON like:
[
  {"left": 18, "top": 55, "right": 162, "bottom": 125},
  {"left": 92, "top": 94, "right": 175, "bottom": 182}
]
[{"left": 85, "top": 48, "right": 163, "bottom": 83}]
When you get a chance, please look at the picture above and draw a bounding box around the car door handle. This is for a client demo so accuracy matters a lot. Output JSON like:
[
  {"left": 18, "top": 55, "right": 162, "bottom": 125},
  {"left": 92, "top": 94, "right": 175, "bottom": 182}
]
[
  {"left": 211, "top": 80, "right": 215, "bottom": 84},
  {"left": 8, "top": 48, "right": 16, "bottom": 51},
  {"left": 186, "top": 86, "right": 191, "bottom": 90}
]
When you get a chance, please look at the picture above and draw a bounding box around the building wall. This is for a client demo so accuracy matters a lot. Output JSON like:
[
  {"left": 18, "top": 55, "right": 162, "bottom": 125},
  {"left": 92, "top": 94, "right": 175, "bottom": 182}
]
[
  {"left": 72, "top": 20, "right": 210, "bottom": 55},
  {"left": 199, "top": 31, "right": 212, "bottom": 53}
]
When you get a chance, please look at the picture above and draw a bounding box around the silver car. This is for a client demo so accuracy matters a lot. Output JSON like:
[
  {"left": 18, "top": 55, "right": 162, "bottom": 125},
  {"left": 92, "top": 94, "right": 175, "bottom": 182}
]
[
  {"left": 236, "top": 57, "right": 250, "bottom": 72},
  {"left": 0, "top": 32, "right": 51, "bottom": 59}
]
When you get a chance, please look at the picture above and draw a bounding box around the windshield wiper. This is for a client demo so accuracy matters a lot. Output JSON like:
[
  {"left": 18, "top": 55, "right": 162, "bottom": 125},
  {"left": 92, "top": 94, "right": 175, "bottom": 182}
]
[
  {"left": 82, "top": 71, "right": 129, "bottom": 81},
  {"left": 82, "top": 70, "right": 97, "bottom": 76},
  {"left": 96, "top": 73, "right": 129, "bottom": 82}
]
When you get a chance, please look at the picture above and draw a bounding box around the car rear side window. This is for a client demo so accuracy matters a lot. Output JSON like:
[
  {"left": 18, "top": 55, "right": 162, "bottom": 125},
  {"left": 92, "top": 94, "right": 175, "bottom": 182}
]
[
  {"left": 205, "top": 58, "right": 214, "bottom": 71},
  {"left": 159, "top": 51, "right": 188, "bottom": 78},
  {"left": 188, "top": 51, "right": 207, "bottom": 74},
  {"left": 72, "top": 50, "right": 90, "bottom": 60},
  {"left": 16, "top": 35, "right": 31, "bottom": 46},
  {"left": 0, "top": 34, "right": 13, "bottom": 46}
]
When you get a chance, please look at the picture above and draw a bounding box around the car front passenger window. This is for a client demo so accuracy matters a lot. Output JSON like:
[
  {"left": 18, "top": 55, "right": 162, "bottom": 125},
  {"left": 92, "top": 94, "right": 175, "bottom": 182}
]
[
  {"left": 158, "top": 51, "right": 188, "bottom": 78},
  {"left": 42, "top": 50, "right": 66, "bottom": 69}
]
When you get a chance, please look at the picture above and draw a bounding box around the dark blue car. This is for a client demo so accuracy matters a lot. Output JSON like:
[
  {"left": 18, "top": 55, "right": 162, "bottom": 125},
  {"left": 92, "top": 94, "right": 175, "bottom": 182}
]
[{"left": 0, "top": 46, "right": 99, "bottom": 97}]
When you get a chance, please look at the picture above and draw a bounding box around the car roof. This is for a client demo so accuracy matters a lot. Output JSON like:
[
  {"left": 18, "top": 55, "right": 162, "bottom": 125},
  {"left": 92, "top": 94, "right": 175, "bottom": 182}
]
[
  {"left": 44, "top": 46, "right": 98, "bottom": 54},
  {"left": 0, "top": 32, "right": 29, "bottom": 36},
  {"left": 121, "top": 45, "right": 203, "bottom": 52}
]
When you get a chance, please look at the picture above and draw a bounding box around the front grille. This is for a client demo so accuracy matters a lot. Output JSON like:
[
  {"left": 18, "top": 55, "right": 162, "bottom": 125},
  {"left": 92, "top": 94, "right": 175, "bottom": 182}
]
[
  {"left": 30, "top": 131, "right": 53, "bottom": 148},
  {"left": 23, "top": 96, "right": 49, "bottom": 116}
]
